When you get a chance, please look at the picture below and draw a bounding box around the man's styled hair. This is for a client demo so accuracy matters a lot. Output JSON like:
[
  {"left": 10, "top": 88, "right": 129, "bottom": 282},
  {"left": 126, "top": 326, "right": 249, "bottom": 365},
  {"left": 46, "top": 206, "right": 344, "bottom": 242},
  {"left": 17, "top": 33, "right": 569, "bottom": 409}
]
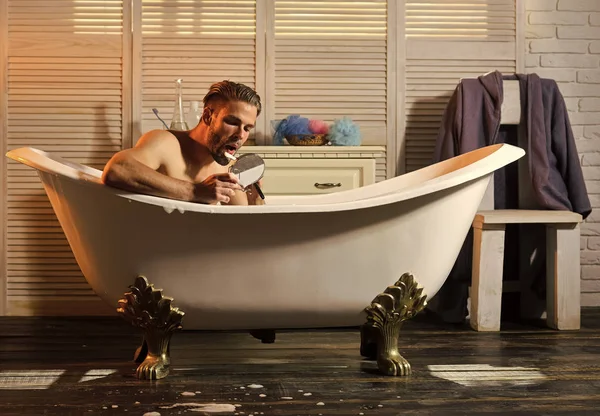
[{"left": 203, "top": 80, "right": 262, "bottom": 116}]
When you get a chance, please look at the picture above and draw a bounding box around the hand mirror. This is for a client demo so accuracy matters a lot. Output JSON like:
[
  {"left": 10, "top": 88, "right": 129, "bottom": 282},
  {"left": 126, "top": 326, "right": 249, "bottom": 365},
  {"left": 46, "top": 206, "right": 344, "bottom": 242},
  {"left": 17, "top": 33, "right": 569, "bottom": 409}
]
[{"left": 228, "top": 153, "right": 266, "bottom": 199}]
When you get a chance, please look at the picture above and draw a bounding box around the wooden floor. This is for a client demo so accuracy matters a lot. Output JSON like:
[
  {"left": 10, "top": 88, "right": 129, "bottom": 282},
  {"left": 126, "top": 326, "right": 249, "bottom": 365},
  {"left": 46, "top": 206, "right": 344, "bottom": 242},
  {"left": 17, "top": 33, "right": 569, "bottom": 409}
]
[{"left": 1, "top": 309, "right": 600, "bottom": 416}]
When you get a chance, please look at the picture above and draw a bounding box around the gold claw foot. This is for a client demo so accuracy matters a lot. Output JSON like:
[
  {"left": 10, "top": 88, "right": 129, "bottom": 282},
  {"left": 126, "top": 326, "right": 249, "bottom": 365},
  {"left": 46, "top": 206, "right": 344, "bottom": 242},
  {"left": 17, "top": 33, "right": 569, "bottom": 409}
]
[
  {"left": 117, "top": 275, "right": 184, "bottom": 380},
  {"left": 363, "top": 272, "right": 427, "bottom": 376},
  {"left": 136, "top": 353, "right": 169, "bottom": 380},
  {"left": 378, "top": 349, "right": 412, "bottom": 376}
]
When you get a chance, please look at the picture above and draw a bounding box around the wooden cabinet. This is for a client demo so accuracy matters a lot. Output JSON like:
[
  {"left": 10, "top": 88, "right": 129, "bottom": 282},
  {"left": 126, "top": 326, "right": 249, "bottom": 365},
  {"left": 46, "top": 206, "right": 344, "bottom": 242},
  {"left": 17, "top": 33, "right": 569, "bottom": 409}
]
[
  {"left": 238, "top": 146, "right": 386, "bottom": 196},
  {"left": 262, "top": 159, "right": 375, "bottom": 196}
]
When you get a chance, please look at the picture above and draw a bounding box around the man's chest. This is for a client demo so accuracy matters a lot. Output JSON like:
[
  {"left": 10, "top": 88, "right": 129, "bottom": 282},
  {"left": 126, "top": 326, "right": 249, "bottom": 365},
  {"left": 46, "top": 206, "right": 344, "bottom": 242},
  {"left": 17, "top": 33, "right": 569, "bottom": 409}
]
[{"left": 163, "top": 160, "right": 226, "bottom": 184}]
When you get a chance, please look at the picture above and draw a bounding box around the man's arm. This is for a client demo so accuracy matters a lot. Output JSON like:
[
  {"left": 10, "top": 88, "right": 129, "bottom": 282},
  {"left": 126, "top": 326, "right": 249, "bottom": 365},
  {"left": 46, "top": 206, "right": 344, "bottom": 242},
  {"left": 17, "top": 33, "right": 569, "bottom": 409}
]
[
  {"left": 102, "top": 130, "right": 196, "bottom": 201},
  {"left": 102, "top": 130, "right": 241, "bottom": 204}
]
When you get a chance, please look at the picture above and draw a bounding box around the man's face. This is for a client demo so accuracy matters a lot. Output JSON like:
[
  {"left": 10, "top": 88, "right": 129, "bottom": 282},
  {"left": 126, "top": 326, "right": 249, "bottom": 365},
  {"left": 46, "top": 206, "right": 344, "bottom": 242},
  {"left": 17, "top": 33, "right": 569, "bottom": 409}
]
[{"left": 206, "top": 100, "right": 258, "bottom": 166}]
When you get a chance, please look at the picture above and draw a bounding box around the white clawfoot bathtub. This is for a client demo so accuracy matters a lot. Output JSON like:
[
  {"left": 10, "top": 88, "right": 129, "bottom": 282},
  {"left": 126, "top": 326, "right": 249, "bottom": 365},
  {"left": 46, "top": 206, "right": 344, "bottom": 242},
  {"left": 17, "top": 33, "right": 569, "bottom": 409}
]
[{"left": 6, "top": 144, "right": 524, "bottom": 331}]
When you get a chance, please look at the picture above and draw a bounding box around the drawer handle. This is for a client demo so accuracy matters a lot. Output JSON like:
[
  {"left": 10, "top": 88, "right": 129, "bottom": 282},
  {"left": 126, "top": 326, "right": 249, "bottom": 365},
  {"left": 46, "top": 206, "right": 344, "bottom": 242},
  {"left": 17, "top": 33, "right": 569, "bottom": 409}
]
[{"left": 314, "top": 182, "right": 342, "bottom": 189}]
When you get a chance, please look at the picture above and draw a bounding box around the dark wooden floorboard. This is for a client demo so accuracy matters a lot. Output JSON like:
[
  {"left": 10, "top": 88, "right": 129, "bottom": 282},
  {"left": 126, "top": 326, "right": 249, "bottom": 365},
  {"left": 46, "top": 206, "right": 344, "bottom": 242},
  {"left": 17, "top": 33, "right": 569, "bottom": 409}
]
[{"left": 0, "top": 309, "right": 599, "bottom": 415}]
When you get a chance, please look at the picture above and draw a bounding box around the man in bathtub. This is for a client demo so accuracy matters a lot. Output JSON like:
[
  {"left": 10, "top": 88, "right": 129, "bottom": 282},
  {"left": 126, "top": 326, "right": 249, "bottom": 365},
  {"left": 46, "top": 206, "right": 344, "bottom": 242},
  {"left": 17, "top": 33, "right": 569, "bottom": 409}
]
[{"left": 102, "top": 80, "right": 263, "bottom": 206}]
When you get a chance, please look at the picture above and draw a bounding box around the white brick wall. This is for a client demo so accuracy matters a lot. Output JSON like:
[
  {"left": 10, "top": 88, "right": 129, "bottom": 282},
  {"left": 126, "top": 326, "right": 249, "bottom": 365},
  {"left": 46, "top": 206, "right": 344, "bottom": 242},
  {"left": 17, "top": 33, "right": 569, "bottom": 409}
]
[{"left": 526, "top": 0, "right": 600, "bottom": 306}]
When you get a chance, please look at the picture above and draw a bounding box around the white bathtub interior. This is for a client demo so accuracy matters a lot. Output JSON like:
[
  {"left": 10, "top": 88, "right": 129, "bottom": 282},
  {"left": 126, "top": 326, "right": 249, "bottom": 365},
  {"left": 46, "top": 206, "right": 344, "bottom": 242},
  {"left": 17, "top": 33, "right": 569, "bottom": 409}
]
[{"left": 10, "top": 144, "right": 517, "bottom": 209}]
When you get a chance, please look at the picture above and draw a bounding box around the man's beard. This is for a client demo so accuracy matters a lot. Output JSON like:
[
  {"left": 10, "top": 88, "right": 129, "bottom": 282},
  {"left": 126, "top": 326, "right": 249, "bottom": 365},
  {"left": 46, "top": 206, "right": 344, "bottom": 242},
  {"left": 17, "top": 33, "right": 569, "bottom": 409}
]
[{"left": 209, "top": 129, "right": 229, "bottom": 166}]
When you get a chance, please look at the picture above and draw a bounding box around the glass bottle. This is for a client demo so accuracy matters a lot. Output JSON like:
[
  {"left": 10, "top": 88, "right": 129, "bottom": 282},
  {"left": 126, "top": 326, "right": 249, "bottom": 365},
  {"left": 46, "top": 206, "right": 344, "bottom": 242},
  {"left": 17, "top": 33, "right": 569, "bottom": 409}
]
[
  {"left": 186, "top": 100, "right": 202, "bottom": 129},
  {"left": 169, "top": 78, "right": 189, "bottom": 130}
]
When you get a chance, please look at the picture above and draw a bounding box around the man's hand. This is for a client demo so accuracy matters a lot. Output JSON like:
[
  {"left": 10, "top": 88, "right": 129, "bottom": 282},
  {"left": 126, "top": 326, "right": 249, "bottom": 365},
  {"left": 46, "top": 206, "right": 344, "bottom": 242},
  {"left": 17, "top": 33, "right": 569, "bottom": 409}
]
[
  {"left": 193, "top": 173, "right": 243, "bottom": 204},
  {"left": 246, "top": 179, "right": 265, "bottom": 205}
]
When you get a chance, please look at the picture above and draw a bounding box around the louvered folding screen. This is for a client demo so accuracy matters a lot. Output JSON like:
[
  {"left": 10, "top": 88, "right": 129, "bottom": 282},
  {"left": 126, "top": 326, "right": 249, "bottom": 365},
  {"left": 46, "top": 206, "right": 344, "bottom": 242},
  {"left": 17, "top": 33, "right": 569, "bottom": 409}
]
[
  {"left": 404, "top": 0, "right": 518, "bottom": 172},
  {"left": 271, "top": 0, "right": 388, "bottom": 146},
  {"left": 4, "top": 0, "right": 125, "bottom": 315},
  {"left": 139, "top": 0, "right": 257, "bottom": 139}
]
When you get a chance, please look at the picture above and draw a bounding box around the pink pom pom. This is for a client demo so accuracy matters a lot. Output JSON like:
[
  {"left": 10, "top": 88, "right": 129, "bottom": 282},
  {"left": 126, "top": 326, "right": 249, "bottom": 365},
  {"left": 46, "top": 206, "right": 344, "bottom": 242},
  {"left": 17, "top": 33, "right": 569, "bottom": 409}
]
[{"left": 308, "top": 119, "right": 329, "bottom": 134}]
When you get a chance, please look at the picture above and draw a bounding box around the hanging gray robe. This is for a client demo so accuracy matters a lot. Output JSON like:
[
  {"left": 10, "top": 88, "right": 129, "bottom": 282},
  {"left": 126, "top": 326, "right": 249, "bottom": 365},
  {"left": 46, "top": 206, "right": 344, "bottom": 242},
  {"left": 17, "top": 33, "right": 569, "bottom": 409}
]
[{"left": 429, "top": 70, "right": 591, "bottom": 323}]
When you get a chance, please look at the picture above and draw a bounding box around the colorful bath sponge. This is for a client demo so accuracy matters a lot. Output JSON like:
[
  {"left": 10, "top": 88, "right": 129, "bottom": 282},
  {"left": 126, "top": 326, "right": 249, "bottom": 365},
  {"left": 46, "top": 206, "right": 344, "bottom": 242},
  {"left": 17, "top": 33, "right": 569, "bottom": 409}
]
[
  {"left": 272, "top": 115, "right": 311, "bottom": 145},
  {"left": 308, "top": 119, "right": 329, "bottom": 135},
  {"left": 328, "top": 117, "right": 361, "bottom": 146}
]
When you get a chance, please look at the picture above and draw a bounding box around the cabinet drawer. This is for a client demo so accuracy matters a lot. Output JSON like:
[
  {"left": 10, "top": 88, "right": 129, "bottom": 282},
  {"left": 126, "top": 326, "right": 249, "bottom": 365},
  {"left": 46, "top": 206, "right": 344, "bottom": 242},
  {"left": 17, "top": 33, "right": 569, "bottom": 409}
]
[{"left": 261, "top": 159, "right": 375, "bottom": 196}]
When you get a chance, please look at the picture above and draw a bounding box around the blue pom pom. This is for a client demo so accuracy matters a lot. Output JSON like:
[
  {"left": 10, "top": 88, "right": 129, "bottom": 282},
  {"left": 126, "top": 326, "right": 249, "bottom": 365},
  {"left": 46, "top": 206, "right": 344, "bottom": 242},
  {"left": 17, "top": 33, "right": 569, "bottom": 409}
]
[
  {"left": 272, "top": 118, "right": 287, "bottom": 145},
  {"left": 272, "top": 115, "right": 311, "bottom": 145},
  {"left": 328, "top": 117, "right": 361, "bottom": 146}
]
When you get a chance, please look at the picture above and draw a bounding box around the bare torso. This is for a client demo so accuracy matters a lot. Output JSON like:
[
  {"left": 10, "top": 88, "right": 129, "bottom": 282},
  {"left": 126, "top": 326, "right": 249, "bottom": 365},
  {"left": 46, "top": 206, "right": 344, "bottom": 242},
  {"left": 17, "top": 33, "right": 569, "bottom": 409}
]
[
  {"left": 103, "top": 124, "right": 257, "bottom": 205},
  {"left": 137, "top": 129, "right": 251, "bottom": 205},
  {"left": 157, "top": 129, "right": 230, "bottom": 184}
]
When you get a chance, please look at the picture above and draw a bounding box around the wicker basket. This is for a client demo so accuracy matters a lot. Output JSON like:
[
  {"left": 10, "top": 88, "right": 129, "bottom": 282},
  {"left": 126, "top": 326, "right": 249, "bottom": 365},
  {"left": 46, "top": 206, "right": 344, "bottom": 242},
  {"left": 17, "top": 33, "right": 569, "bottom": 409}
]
[{"left": 285, "top": 134, "right": 330, "bottom": 146}]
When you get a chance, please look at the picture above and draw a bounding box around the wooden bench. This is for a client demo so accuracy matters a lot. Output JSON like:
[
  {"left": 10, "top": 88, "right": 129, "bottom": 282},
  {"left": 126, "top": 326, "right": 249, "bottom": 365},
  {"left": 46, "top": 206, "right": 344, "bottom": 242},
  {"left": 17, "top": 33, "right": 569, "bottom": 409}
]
[{"left": 470, "top": 209, "right": 582, "bottom": 331}]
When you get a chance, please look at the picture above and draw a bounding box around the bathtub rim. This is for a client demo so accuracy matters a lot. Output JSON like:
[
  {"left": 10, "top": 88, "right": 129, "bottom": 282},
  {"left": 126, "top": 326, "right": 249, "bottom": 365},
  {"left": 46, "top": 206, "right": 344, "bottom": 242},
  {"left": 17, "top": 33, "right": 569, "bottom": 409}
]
[{"left": 5, "top": 143, "right": 525, "bottom": 214}]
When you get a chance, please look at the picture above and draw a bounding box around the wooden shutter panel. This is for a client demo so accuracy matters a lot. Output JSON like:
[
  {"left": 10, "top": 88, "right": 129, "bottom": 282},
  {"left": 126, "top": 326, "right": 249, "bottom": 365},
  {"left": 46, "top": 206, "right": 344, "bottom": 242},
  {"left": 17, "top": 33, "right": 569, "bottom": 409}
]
[
  {"left": 138, "top": 0, "right": 257, "bottom": 139},
  {"left": 4, "top": 0, "right": 126, "bottom": 315},
  {"left": 404, "top": 0, "right": 519, "bottom": 172},
  {"left": 271, "top": 0, "right": 389, "bottom": 148}
]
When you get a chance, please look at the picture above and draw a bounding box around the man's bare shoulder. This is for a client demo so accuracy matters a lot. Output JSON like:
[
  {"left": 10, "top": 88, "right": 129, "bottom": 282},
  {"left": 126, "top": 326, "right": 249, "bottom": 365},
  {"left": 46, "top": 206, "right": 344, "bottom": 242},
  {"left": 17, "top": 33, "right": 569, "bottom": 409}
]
[
  {"left": 135, "top": 129, "right": 180, "bottom": 150},
  {"left": 137, "top": 129, "right": 186, "bottom": 165}
]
